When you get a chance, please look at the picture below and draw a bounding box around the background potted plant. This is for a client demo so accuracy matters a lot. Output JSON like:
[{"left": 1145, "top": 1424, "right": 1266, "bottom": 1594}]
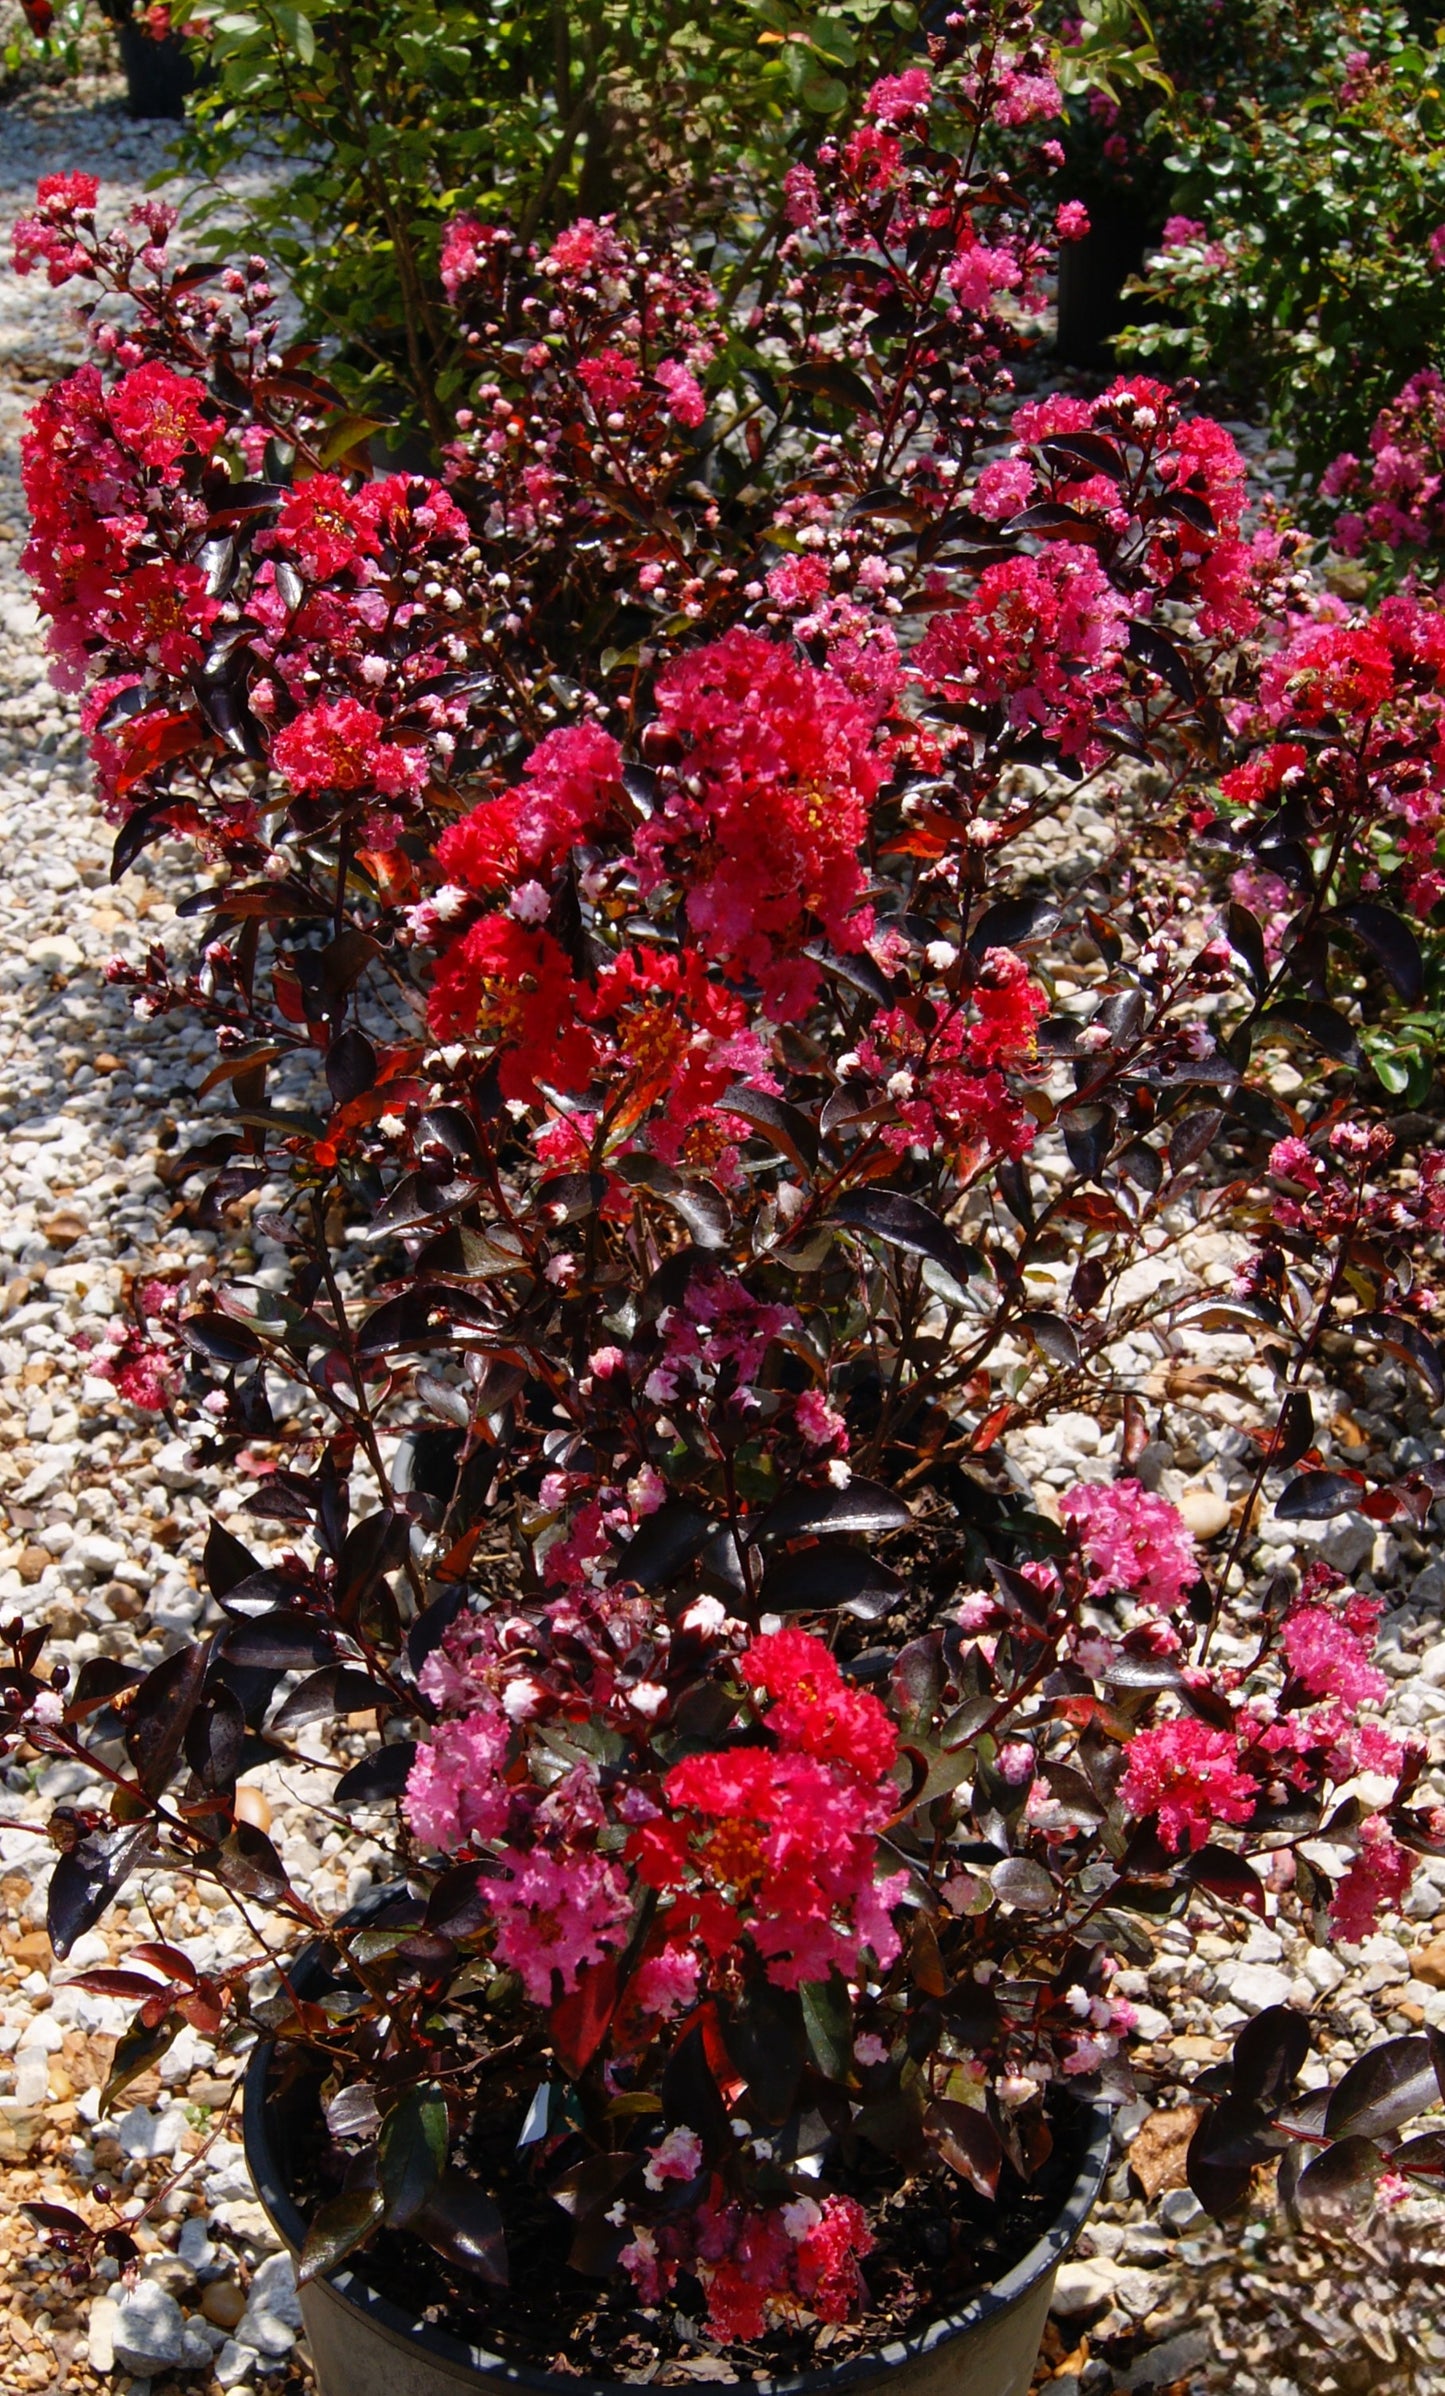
[{"left": 5, "top": 6, "right": 1445, "bottom": 2388}]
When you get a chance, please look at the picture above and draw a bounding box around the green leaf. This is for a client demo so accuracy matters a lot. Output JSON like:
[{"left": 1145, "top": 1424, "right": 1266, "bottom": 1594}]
[
  {"left": 800, "top": 1973, "right": 853, "bottom": 2081},
  {"left": 378, "top": 2081, "right": 450, "bottom": 2225}
]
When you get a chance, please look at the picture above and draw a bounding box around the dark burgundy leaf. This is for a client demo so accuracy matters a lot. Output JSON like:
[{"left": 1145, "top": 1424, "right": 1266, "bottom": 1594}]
[
  {"left": 425, "top": 1862, "right": 493, "bottom": 1940},
  {"left": 537, "top": 1173, "right": 609, "bottom": 1222},
  {"left": 217, "top": 1820, "right": 289, "bottom": 1901},
  {"left": 407, "top": 1584, "right": 468, "bottom": 1680},
  {"left": 720, "top": 1980, "right": 805, "bottom": 2125},
  {"left": 995, "top": 1156, "right": 1035, "bottom": 1227},
  {"left": 615, "top": 1153, "right": 729, "bottom": 1249},
  {"left": 1062, "top": 1105, "right": 1114, "bottom": 1180},
  {"left": 334, "top": 1742, "right": 417, "bottom": 1805},
  {"left": 22, "top": 2202, "right": 89, "bottom": 2242},
  {"left": 615, "top": 1501, "right": 713, "bottom": 1590},
  {"left": 1295, "top": 2134, "right": 1383, "bottom": 2219},
  {"left": 1226, "top": 904, "right": 1268, "bottom": 996},
  {"left": 326, "top": 1027, "right": 377, "bottom": 1106},
  {"left": 271, "top": 1667, "right": 393, "bottom": 1734},
  {"left": 1037, "top": 431, "right": 1128, "bottom": 479},
  {"left": 102, "top": 2015, "right": 179, "bottom": 2112},
  {"left": 1262, "top": 1001, "right": 1363, "bottom": 1069},
  {"left": 1103, "top": 1656, "right": 1186, "bottom": 1691},
  {"left": 413, "top": 2172, "right": 508, "bottom": 2285},
  {"left": 1336, "top": 901, "right": 1425, "bottom": 1004},
  {"left": 222, "top": 1614, "right": 334, "bottom": 1671},
  {"left": 1182, "top": 1847, "right": 1265, "bottom": 1915},
  {"left": 1231, "top": 2005, "right": 1310, "bottom": 2110},
  {"left": 759, "top": 1546, "right": 909, "bottom": 1620},
  {"left": 204, "top": 1518, "right": 262, "bottom": 1599},
  {"left": 65, "top": 1657, "right": 144, "bottom": 1720},
  {"left": 833, "top": 1188, "right": 979, "bottom": 1298},
  {"left": 787, "top": 359, "right": 876, "bottom": 414},
  {"left": 1187, "top": 2094, "right": 1278, "bottom": 2217},
  {"left": 1018, "top": 1310, "right": 1081, "bottom": 1369},
  {"left": 925, "top": 2099, "right": 1003, "bottom": 2198},
  {"left": 1324, "top": 2037, "right": 1440, "bottom": 2141},
  {"left": 718, "top": 1085, "right": 819, "bottom": 1173},
  {"left": 804, "top": 940, "right": 895, "bottom": 1005},
  {"left": 1127, "top": 621, "right": 1196, "bottom": 704},
  {"left": 184, "top": 1687, "right": 246, "bottom": 1792},
  {"left": 1275, "top": 1471, "right": 1364, "bottom": 1522},
  {"left": 126, "top": 1640, "right": 210, "bottom": 1797},
  {"left": 990, "top": 1857, "right": 1056, "bottom": 1913},
  {"left": 987, "top": 1558, "right": 1049, "bottom": 1626},
  {"left": 1010, "top": 501, "right": 1103, "bottom": 537},
  {"left": 1168, "top": 1110, "right": 1225, "bottom": 1173},
  {"left": 336, "top": 1509, "right": 410, "bottom": 1624},
  {"left": 325, "top": 2084, "right": 382, "bottom": 2140},
  {"left": 967, "top": 895, "right": 1059, "bottom": 954},
  {"left": 182, "top": 1311, "right": 264, "bottom": 1365},
  {"left": 1163, "top": 489, "right": 1215, "bottom": 533},
  {"left": 48, "top": 1823, "right": 155, "bottom": 1958},
  {"left": 1273, "top": 1390, "right": 1315, "bottom": 1473},
  {"left": 298, "top": 2187, "right": 384, "bottom": 2285},
  {"left": 1355, "top": 1313, "right": 1445, "bottom": 1402},
  {"left": 661, "top": 2021, "right": 731, "bottom": 2149},
  {"left": 1115, "top": 1139, "right": 1162, "bottom": 1194},
  {"left": 800, "top": 1973, "right": 853, "bottom": 2081},
  {"left": 1390, "top": 2129, "right": 1445, "bottom": 2178},
  {"left": 757, "top": 1476, "right": 911, "bottom": 1545},
  {"left": 217, "top": 1567, "right": 313, "bottom": 1620},
  {"left": 548, "top": 2150, "right": 638, "bottom": 2220}
]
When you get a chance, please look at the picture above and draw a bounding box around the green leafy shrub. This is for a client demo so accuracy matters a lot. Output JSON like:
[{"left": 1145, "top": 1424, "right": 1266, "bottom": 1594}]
[
  {"left": 172, "top": 0, "right": 922, "bottom": 437},
  {"left": 1122, "top": 7, "right": 1445, "bottom": 486}
]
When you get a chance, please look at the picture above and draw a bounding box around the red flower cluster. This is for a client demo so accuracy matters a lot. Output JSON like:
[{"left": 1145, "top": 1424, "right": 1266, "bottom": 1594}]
[
  {"left": 641, "top": 1632, "right": 905, "bottom": 1990},
  {"left": 634, "top": 630, "right": 890, "bottom": 1016}
]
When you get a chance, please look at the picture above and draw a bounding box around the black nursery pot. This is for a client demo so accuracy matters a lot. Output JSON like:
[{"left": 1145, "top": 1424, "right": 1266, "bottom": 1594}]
[
  {"left": 1054, "top": 190, "right": 1159, "bottom": 370},
  {"left": 244, "top": 1953, "right": 1112, "bottom": 2396},
  {"left": 115, "top": 20, "right": 194, "bottom": 119}
]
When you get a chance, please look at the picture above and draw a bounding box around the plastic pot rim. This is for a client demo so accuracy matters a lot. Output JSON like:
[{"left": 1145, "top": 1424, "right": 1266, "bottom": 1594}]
[{"left": 244, "top": 2024, "right": 1112, "bottom": 2396}]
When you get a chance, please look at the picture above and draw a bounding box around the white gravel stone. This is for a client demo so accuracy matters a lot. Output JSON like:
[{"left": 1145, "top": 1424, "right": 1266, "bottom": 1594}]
[
  {"left": 215, "top": 2337, "right": 262, "bottom": 2388},
  {"left": 87, "top": 2292, "right": 119, "bottom": 2372},
  {"left": 1219, "top": 1962, "right": 1295, "bottom": 2012},
  {"left": 236, "top": 2249, "right": 303, "bottom": 2356},
  {"left": 112, "top": 2280, "right": 190, "bottom": 2374}
]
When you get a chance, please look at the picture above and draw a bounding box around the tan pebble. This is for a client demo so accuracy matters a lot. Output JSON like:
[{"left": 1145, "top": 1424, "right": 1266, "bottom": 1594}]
[
  {"left": 1175, "top": 1486, "right": 1232, "bottom": 1540},
  {"left": 201, "top": 2280, "right": 247, "bottom": 2330},
  {"left": 16, "top": 1548, "right": 49, "bottom": 1586},
  {"left": 188, "top": 2075, "right": 235, "bottom": 2110},
  {"left": 233, "top": 1786, "right": 272, "bottom": 1833},
  {"left": 1411, "top": 1933, "right": 1445, "bottom": 1990},
  {"left": 39, "top": 1212, "right": 88, "bottom": 1251},
  {"left": 93, "top": 1053, "right": 122, "bottom": 1076}
]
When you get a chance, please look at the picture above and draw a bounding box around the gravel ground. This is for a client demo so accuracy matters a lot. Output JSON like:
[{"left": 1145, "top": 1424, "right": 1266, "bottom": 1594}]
[{"left": 0, "top": 69, "right": 1441, "bottom": 2396}]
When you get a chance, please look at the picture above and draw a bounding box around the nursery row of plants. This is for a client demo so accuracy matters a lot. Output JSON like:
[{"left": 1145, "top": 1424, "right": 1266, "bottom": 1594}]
[{"left": 4, "top": 3, "right": 1445, "bottom": 2392}]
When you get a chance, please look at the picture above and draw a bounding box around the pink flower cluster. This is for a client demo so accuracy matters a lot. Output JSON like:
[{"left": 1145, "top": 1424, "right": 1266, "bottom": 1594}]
[
  {"left": 1061, "top": 1480, "right": 1199, "bottom": 1613},
  {"left": 1323, "top": 368, "right": 1445, "bottom": 556},
  {"left": 622, "top": 2183, "right": 874, "bottom": 2342},
  {"left": 1118, "top": 1719, "right": 1259, "bottom": 1853}
]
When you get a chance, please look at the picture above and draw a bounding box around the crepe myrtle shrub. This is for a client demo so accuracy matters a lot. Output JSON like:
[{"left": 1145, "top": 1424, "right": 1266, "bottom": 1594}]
[{"left": 8, "top": 23, "right": 1445, "bottom": 2357}]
